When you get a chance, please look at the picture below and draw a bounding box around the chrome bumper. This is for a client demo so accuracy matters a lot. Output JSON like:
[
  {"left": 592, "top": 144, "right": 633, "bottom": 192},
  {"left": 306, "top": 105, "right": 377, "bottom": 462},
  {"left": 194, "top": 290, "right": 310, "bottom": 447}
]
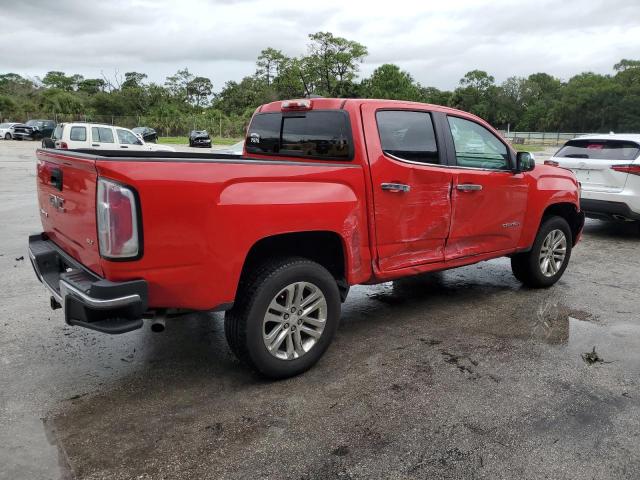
[{"left": 28, "top": 234, "right": 148, "bottom": 334}]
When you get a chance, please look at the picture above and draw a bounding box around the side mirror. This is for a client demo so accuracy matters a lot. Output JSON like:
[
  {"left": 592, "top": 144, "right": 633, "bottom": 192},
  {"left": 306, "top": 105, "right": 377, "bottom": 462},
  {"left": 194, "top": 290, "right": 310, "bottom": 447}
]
[{"left": 516, "top": 151, "right": 535, "bottom": 172}]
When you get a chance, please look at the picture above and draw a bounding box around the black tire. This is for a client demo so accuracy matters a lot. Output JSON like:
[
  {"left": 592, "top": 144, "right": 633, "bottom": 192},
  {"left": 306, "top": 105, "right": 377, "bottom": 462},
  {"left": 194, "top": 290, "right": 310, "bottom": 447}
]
[
  {"left": 225, "top": 257, "right": 341, "bottom": 379},
  {"left": 511, "top": 216, "right": 573, "bottom": 288},
  {"left": 4, "top": 133, "right": 10, "bottom": 140}
]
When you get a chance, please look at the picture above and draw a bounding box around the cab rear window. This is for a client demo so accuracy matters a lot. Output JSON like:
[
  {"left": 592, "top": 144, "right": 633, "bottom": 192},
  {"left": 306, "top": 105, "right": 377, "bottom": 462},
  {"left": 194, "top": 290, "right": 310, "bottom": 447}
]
[
  {"left": 246, "top": 111, "right": 352, "bottom": 160},
  {"left": 556, "top": 140, "right": 640, "bottom": 160}
]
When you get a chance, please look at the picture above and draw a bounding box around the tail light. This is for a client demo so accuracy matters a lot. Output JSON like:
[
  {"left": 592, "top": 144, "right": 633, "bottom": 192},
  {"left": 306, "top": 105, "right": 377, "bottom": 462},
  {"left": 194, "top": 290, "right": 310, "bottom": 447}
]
[
  {"left": 544, "top": 160, "right": 560, "bottom": 167},
  {"left": 97, "top": 178, "right": 141, "bottom": 259},
  {"left": 281, "top": 99, "right": 312, "bottom": 111},
  {"left": 59, "top": 142, "right": 68, "bottom": 149},
  {"left": 611, "top": 164, "right": 640, "bottom": 176}
]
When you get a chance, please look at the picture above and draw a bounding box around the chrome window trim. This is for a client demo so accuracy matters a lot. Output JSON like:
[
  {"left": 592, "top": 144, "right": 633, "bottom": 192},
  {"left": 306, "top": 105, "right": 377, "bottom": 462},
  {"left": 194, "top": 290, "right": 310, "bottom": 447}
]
[{"left": 384, "top": 152, "right": 514, "bottom": 173}]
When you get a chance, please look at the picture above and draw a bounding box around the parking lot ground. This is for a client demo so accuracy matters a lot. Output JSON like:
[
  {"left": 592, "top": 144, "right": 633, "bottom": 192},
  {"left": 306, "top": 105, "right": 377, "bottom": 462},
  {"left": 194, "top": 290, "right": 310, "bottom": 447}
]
[{"left": 1, "top": 140, "right": 639, "bottom": 479}]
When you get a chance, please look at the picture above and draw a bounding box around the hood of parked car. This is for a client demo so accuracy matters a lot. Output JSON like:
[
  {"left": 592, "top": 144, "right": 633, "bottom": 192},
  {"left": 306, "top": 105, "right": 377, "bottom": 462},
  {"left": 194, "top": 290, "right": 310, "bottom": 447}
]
[
  {"left": 190, "top": 131, "right": 210, "bottom": 139},
  {"left": 145, "top": 143, "right": 176, "bottom": 152},
  {"left": 13, "top": 124, "right": 34, "bottom": 133}
]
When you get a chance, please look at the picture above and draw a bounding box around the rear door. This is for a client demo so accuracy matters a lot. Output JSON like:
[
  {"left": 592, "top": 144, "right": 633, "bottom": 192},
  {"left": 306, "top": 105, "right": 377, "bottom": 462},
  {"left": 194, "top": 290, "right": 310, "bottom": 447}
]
[
  {"left": 36, "top": 150, "right": 102, "bottom": 274},
  {"left": 552, "top": 139, "right": 640, "bottom": 193},
  {"left": 444, "top": 115, "right": 528, "bottom": 259},
  {"left": 362, "top": 103, "right": 454, "bottom": 271},
  {"left": 90, "top": 126, "right": 116, "bottom": 150}
]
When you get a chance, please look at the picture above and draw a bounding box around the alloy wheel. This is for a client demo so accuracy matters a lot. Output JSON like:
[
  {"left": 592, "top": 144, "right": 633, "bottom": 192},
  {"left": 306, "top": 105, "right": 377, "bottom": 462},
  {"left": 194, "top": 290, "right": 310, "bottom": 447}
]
[
  {"left": 539, "top": 229, "right": 567, "bottom": 277},
  {"left": 262, "top": 281, "right": 327, "bottom": 360}
]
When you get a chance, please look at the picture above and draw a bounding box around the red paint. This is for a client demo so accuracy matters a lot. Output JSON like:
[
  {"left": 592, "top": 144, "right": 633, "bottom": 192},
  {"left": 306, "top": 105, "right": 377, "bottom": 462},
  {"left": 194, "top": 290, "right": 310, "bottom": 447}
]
[{"left": 35, "top": 99, "right": 582, "bottom": 311}]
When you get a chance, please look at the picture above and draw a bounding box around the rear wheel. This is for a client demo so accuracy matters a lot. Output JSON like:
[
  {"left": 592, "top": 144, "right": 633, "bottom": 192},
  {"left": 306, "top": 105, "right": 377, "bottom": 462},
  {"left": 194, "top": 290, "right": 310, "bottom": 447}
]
[
  {"left": 225, "top": 257, "right": 340, "bottom": 379},
  {"left": 511, "top": 216, "right": 573, "bottom": 288}
]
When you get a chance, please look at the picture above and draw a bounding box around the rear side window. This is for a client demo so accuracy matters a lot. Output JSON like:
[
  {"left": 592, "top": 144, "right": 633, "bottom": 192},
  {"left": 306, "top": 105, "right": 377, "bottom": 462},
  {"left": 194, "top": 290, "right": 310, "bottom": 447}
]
[
  {"left": 376, "top": 110, "right": 439, "bottom": 164},
  {"left": 246, "top": 111, "right": 352, "bottom": 160},
  {"left": 52, "top": 125, "right": 63, "bottom": 140},
  {"left": 556, "top": 140, "right": 640, "bottom": 160},
  {"left": 69, "top": 126, "right": 86, "bottom": 141},
  {"left": 92, "top": 127, "right": 114, "bottom": 143}
]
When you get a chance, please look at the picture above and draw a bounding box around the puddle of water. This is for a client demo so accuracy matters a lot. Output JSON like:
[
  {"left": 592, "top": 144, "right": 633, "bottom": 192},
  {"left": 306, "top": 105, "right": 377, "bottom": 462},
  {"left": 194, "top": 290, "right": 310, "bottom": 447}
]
[{"left": 567, "top": 319, "right": 640, "bottom": 369}]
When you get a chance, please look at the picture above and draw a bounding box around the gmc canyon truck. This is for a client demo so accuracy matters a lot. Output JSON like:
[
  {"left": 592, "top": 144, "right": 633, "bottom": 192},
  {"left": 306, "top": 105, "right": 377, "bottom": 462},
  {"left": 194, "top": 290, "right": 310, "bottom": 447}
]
[{"left": 28, "top": 98, "right": 584, "bottom": 378}]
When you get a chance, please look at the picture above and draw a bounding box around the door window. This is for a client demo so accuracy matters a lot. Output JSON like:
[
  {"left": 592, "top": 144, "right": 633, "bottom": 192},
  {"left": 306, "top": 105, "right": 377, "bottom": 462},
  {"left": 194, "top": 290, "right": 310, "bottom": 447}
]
[
  {"left": 91, "top": 127, "right": 114, "bottom": 143},
  {"left": 69, "top": 126, "right": 86, "bottom": 141},
  {"left": 448, "top": 116, "right": 510, "bottom": 170},
  {"left": 376, "top": 110, "right": 439, "bottom": 164},
  {"left": 117, "top": 128, "right": 141, "bottom": 145}
]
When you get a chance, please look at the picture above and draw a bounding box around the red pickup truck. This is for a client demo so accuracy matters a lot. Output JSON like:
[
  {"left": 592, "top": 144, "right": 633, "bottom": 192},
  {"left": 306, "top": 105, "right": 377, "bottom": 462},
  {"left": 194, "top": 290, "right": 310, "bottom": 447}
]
[{"left": 29, "top": 98, "right": 584, "bottom": 378}]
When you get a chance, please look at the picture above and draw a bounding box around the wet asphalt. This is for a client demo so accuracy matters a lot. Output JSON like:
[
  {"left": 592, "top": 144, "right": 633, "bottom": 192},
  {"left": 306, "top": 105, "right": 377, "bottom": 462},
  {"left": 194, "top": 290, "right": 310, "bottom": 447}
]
[{"left": 1, "top": 141, "right": 639, "bottom": 479}]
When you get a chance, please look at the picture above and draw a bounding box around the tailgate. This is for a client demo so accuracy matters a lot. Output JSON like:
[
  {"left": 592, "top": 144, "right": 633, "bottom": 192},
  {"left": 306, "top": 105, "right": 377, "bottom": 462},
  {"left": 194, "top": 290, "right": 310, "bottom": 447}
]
[{"left": 36, "top": 149, "right": 102, "bottom": 275}]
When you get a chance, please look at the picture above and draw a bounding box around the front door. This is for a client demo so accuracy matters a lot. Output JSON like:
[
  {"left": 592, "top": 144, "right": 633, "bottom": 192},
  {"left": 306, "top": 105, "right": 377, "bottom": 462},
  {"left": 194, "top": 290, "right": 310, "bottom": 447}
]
[
  {"left": 444, "top": 115, "right": 528, "bottom": 259},
  {"left": 362, "top": 104, "right": 454, "bottom": 272}
]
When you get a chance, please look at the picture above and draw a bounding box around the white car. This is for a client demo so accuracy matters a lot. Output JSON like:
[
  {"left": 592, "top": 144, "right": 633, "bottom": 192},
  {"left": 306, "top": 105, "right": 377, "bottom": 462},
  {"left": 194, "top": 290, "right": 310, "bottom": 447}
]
[
  {"left": 0, "top": 122, "right": 20, "bottom": 140},
  {"left": 216, "top": 140, "right": 244, "bottom": 155},
  {"left": 547, "top": 134, "right": 640, "bottom": 222},
  {"left": 50, "top": 123, "right": 175, "bottom": 152}
]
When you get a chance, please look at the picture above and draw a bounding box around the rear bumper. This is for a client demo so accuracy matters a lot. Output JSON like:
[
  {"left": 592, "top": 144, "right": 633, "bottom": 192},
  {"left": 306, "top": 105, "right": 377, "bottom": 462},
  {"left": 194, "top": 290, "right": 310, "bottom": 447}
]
[
  {"left": 580, "top": 199, "right": 640, "bottom": 221},
  {"left": 28, "top": 234, "right": 148, "bottom": 334}
]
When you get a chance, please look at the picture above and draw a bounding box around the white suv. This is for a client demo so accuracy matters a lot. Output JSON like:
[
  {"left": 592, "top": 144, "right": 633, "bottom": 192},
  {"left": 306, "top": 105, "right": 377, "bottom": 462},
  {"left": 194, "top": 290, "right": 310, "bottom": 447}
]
[
  {"left": 50, "top": 123, "right": 175, "bottom": 152},
  {"left": 547, "top": 134, "right": 640, "bottom": 223}
]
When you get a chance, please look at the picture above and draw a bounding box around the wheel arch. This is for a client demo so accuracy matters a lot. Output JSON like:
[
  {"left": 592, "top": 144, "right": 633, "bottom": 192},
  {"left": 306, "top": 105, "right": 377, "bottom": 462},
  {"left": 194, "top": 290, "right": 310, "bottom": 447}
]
[
  {"left": 238, "top": 231, "right": 350, "bottom": 301},
  {"left": 541, "top": 202, "right": 584, "bottom": 246}
]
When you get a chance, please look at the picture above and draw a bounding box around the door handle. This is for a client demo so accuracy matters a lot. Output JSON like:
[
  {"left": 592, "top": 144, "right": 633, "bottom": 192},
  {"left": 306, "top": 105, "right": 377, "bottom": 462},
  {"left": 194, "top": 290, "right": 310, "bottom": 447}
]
[
  {"left": 120, "top": 145, "right": 128, "bottom": 148},
  {"left": 381, "top": 183, "right": 410, "bottom": 193},
  {"left": 457, "top": 184, "right": 483, "bottom": 192},
  {"left": 92, "top": 143, "right": 100, "bottom": 147}
]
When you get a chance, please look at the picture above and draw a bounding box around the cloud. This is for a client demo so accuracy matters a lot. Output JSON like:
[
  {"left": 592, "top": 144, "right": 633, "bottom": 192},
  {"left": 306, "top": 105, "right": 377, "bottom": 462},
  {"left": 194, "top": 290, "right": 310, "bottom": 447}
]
[{"left": 0, "top": 0, "right": 638, "bottom": 90}]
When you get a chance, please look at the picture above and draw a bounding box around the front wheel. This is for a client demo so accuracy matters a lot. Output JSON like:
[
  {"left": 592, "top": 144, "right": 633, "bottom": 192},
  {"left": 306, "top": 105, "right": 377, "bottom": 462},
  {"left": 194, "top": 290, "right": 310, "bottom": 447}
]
[
  {"left": 4, "top": 133, "right": 10, "bottom": 140},
  {"left": 511, "top": 216, "right": 573, "bottom": 288},
  {"left": 225, "top": 257, "right": 341, "bottom": 379}
]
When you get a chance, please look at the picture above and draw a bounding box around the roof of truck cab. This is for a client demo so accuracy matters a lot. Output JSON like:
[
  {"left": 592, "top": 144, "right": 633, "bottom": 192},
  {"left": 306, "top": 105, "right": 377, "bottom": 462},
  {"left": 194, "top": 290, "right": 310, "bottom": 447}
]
[{"left": 257, "top": 98, "right": 487, "bottom": 125}]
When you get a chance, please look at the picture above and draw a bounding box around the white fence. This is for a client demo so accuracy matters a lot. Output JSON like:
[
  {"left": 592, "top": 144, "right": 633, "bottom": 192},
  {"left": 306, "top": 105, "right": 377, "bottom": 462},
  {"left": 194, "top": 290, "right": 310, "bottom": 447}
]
[{"left": 499, "top": 131, "right": 596, "bottom": 146}]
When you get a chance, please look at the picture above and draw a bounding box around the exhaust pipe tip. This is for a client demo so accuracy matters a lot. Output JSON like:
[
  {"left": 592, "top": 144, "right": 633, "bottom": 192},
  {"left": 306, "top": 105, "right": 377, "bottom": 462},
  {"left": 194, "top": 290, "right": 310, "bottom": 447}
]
[{"left": 150, "top": 315, "right": 166, "bottom": 333}]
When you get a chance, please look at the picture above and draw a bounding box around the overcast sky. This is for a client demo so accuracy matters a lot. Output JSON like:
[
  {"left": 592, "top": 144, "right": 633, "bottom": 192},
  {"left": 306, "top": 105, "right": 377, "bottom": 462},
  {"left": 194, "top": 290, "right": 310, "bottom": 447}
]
[{"left": 2, "top": 0, "right": 639, "bottom": 91}]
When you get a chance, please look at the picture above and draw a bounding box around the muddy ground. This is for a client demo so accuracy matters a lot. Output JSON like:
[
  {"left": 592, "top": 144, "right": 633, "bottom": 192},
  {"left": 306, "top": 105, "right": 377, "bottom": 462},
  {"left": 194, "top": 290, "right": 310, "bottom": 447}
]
[{"left": 1, "top": 140, "right": 639, "bottom": 479}]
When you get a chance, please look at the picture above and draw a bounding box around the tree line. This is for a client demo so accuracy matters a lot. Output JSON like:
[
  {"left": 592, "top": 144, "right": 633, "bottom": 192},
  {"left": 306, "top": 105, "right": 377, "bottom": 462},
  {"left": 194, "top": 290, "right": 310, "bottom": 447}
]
[{"left": 1, "top": 31, "right": 639, "bottom": 137}]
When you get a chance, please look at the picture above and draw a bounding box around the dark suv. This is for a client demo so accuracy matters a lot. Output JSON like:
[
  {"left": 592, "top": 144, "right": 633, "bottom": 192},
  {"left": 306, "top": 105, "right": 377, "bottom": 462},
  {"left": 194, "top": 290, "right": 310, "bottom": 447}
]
[{"left": 13, "top": 119, "right": 56, "bottom": 140}]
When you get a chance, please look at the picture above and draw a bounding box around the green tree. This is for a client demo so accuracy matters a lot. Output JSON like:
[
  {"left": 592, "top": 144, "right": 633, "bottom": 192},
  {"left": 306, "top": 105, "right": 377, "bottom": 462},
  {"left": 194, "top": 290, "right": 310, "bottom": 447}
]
[
  {"left": 361, "top": 64, "right": 422, "bottom": 101},
  {"left": 41, "top": 71, "right": 82, "bottom": 91},
  {"left": 256, "top": 48, "right": 288, "bottom": 86},
  {"left": 77, "top": 78, "right": 106, "bottom": 95},
  {"left": 188, "top": 76, "right": 213, "bottom": 107},
  {"left": 305, "top": 32, "right": 368, "bottom": 97},
  {"left": 122, "top": 72, "right": 148, "bottom": 89},
  {"left": 450, "top": 70, "right": 498, "bottom": 122}
]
